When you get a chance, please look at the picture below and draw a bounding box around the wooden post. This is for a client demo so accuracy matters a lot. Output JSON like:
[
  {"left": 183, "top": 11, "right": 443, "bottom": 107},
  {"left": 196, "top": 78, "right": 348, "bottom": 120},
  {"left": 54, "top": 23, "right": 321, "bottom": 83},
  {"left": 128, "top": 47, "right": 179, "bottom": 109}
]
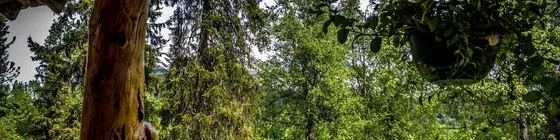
[{"left": 80, "top": 0, "right": 157, "bottom": 139}]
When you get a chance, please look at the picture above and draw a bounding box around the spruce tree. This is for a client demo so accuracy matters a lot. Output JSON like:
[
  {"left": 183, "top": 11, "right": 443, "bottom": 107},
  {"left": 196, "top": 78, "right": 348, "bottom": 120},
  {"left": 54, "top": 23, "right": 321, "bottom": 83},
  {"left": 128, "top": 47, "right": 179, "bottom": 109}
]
[
  {"left": 160, "top": 0, "right": 268, "bottom": 139},
  {"left": 27, "top": 1, "right": 91, "bottom": 139},
  {"left": 0, "top": 14, "right": 22, "bottom": 139},
  {"left": 255, "top": 1, "right": 363, "bottom": 139},
  {"left": 0, "top": 15, "right": 18, "bottom": 85}
]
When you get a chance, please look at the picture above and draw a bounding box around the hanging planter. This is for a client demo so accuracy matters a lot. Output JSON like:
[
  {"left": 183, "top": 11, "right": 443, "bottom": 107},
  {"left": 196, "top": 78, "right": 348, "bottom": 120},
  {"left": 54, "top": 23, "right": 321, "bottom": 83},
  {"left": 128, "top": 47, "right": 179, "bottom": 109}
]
[
  {"left": 409, "top": 30, "right": 498, "bottom": 85},
  {"left": 313, "top": 0, "right": 552, "bottom": 85}
]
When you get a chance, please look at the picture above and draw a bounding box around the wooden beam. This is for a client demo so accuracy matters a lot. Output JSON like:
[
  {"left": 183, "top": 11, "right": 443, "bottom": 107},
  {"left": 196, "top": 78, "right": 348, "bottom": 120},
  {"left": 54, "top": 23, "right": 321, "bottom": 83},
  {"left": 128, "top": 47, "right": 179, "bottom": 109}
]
[{"left": 0, "top": 0, "right": 67, "bottom": 20}]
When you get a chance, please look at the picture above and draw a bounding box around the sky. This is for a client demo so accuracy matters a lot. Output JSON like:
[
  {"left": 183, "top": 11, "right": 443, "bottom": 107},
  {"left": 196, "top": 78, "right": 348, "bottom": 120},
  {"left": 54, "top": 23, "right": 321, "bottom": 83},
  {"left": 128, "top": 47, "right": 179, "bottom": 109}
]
[
  {"left": 6, "top": 0, "right": 368, "bottom": 82},
  {"left": 6, "top": 6, "right": 55, "bottom": 82},
  {"left": 6, "top": 6, "right": 174, "bottom": 82}
]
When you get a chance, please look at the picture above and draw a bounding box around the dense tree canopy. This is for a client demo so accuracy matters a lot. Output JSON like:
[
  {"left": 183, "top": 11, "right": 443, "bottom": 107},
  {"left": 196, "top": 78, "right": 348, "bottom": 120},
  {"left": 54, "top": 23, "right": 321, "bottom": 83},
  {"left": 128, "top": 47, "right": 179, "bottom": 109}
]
[{"left": 0, "top": 0, "right": 559, "bottom": 139}]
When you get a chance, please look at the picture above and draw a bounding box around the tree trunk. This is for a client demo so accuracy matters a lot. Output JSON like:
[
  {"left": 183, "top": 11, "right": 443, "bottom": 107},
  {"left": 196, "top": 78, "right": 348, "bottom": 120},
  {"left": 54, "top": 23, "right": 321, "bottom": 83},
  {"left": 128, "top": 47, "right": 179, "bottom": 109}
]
[
  {"left": 80, "top": 0, "right": 157, "bottom": 139},
  {"left": 550, "top": 116, "right": 560, "bottom": 139},
  {"left": 303, "top": 74, "right": 314, "bottom": 140},
  {"left": 548, "top": 103, "right": 560, "bottom": 139},
  {"left": 519, "top": 109, "right": 529, "bottom": 140}
]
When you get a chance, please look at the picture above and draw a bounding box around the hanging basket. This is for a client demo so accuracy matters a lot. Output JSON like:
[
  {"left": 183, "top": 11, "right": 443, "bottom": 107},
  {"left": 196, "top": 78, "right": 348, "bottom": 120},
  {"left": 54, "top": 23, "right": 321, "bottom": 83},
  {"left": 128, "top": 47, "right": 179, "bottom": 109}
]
[{"left": 409, "top": 31, "right": 498, "bottom": 85}]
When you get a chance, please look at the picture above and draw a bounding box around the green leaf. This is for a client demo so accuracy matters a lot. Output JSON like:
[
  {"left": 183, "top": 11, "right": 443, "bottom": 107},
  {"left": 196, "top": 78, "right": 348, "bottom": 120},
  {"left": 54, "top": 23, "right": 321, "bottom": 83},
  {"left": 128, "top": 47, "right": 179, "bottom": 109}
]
[
  {"left": 421, "top": 0, "right": 432, "bottom": 8},
  {"left": 458, "top": 58, "right": 465, "bottom": 66},
  {"left": 337, "top": 29, "right": 350, "bottom": 44},
  {"left": 392, "top": 35, "right": 400, "bottom": 47},
  {"left": 449, "top": 5, "right": 463, "bottom": 14},
  {"left": 522, "top": 91, "right": 542, "bottom": 102},
  {"left": 466, "top": 47, "right": 473, "bottom": 58},
  {"left": 443, "top": 28, "right": 454, "bottom": 37},
  {"left": 322, "top": 20, "right": 332, "bottom": 34},
  {"left": 370, "top": 37, "right": 382, "bottom": 53},
  {"left": 427, "top": 17, "right": 437, "bottom": 32},
  {"left": 428, "top": 94, "right": 433, "bottom": 104},
  {"left": 367, "top": 16, "right": 378, "bottom": 30},
  {"left": 535, "top": 21, "right": 545, "bottom": 30},
  {"left": 550, "top": 103, "right": 559, "bottom": 117},
  {"left": 477, "top": 0, "right": 481, "bottom": 10},
  {"left": 447, "top": 35, "right": 460, "bottom": 47}
]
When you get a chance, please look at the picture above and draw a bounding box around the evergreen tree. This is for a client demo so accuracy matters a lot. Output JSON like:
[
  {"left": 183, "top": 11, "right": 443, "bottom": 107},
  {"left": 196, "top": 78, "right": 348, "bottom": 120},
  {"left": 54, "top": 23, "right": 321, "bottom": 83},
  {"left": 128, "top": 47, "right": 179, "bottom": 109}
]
[
  {"left": 160, "top": 0, "right": 267, "bottom": 139},
  {"left": 0, "top": 81, "right": 41, "bottom": 139},
  {"left": 0, "top": 14, "right": 22, "bottom": 139},
  {"left": 0, "top": 15, "right": 18, "bottom": 85},
  {"left": 27, "top": 1, "right": 91, "bottom": 139},
  {"left": 143, "top": 0, "right": 169, "bottom": 133},
  {"left": 256, "top": 1, "right": 364, "bottom": 139}
]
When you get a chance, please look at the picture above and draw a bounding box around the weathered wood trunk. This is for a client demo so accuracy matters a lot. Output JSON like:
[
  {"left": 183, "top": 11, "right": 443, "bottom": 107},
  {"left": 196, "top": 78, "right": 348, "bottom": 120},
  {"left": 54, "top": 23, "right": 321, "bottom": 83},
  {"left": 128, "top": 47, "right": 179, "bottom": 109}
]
[{"left": 80, "top": 0, "right": 157, "bottom": 139}]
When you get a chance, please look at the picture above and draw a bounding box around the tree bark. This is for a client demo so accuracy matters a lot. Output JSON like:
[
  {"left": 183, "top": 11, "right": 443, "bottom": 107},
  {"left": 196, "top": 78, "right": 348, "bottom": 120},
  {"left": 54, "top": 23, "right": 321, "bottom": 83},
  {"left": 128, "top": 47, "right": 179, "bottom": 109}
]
[
  {"left": 550, "top": 115, "right": 560, "bottom": 139},
  {"left": 548, "top": 102, "right": 560, "bottom": 139},
  {"left": 519, "top": 109, "right": 529, "bottom": 140},
  {"left": 80, "top": 0, "right": 157, "bottom": 139}
]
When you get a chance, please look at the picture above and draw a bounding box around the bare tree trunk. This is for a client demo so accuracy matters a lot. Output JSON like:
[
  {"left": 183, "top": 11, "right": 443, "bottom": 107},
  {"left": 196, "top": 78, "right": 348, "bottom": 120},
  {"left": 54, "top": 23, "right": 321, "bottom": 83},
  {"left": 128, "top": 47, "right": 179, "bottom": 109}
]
[{"left": 80, "top": 0, "right": 157, "bottom": 139}]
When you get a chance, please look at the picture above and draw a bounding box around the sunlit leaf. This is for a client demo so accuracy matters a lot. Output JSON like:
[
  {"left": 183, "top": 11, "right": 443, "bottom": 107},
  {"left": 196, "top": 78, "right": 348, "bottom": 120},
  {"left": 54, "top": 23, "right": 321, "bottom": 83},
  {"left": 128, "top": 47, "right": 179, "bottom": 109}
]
[
  {"left": 447, "top": 35, "right": 459, "bottom": 47},
  {"left": 427, "top": 17, "right": 437, "bottom": 32},
  {"left": 535, "top": 21, "right": 545, "bottom": 30}
]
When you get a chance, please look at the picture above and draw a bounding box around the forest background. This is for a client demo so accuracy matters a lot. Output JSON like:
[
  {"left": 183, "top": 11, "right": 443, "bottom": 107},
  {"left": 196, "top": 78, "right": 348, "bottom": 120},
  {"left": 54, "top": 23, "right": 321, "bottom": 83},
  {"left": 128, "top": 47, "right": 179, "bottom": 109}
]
[{"left": 1, "top": 0, "right": 560, "bottom": 139}]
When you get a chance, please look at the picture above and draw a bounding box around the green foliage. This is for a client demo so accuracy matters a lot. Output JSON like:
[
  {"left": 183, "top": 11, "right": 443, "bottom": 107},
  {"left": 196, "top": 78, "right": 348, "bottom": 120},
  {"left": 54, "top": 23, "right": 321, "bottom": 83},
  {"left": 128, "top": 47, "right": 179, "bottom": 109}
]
[
  {"left": 25, "top": 1, "right": 91, "bottom": 138},
  {"left": 0, "top": 82, "right": 39, "bottom": 140},
  {"left": 523, "top": 91, "right": 543, "bottom": 102},
  {"left": 159, "top": 0, "right": 266, "bottom": 139},
  {"left": 256, "top": 3, "right": 363, "bottom": 139},
  {"left": 0, "top": 13, "right": 19, "bottom": 124},
  {"left": 0, "top": 0, "right": 559, "bottom": 139},
  {"left": 0, "top": 15, "right": 19, "bottom": 84},
  {"left": 337, "top": 28, "right": 349, "bottom": 44},
  {"left": 369, "top": 37, "right": 382, "bottom": 53}
]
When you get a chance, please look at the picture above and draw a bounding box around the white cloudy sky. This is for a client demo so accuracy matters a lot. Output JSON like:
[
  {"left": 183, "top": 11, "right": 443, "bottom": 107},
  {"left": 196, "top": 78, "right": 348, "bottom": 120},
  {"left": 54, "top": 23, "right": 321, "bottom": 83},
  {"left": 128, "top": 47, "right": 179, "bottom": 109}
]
[{"left": 6, "top": 0, "right": 368, "bottom": 82}]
